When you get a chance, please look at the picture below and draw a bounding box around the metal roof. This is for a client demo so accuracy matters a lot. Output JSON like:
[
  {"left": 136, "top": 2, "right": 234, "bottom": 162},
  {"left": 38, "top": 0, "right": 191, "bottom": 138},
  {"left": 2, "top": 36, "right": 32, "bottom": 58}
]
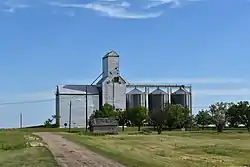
[
  {"left": 103, "top": 51, "right": 119, "bottom": 59},
  {"left": 172, "top": 88, "right": 188, "bottom": 94},
  {"left": 150, "top": 88, "right": 167, "bottom": 94},
  {"left": 97, "top": 76, "right": 107, "bottom": 85},
  {"left": 126, "top": 84, "right": 191, "bottom": 88},
  {"left": 127, "top": 88, "right": 143, "bottom": 94},
  {"left": 58, "top": 85, "right": 99, "bottom": 95}
]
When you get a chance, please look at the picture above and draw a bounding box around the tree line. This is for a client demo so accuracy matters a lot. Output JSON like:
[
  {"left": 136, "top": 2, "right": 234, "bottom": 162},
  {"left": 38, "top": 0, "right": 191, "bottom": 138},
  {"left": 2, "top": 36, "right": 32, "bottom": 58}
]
[
  {"left": 89, "top": 103, "right": 191, "bottom": 134},
  {"left": 195, "top": 101, "right": 250, "bottom": 132},
  {"left": 90, "top": 101, "right": 250, "bottom": 134}
]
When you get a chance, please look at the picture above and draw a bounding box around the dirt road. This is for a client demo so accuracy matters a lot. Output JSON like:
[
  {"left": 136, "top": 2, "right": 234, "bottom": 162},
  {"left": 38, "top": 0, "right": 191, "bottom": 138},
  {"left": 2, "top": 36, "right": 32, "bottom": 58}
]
[{"left": 34, "top": 132, "right": 126, "bottom": 167}]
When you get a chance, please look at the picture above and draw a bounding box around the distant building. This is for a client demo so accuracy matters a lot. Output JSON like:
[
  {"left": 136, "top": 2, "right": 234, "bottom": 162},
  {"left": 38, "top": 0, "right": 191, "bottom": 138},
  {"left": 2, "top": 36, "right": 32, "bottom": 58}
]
[{"left": 55, "top": 51, "right": 192, "bottom": 128}]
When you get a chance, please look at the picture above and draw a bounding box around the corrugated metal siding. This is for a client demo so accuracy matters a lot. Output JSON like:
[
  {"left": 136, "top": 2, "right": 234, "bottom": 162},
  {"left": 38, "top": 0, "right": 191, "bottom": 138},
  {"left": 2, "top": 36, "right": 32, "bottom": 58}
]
[
  {"left": 101, "top": 78, "right": 126, "bottom": 110},
  {"left": 58, "top": 85, "right": 99, "bottom": 95},
  {"left": 171, "top": 88, "right": 189, "bottom": 107},
  {"left": 103, "top": 56, "right": 120, "bottom": 78},
  {"left": 59, "top": 94, "right": 99, "bottom": 128},
  {"left": 126, "top": 94, "right": 145, "bottom": 109},
  {"left": 102, "top": 58, "right": 108, "bottom": 78},
  {"left": 126, "top": 88, "right": 145, "bottom": 109}
]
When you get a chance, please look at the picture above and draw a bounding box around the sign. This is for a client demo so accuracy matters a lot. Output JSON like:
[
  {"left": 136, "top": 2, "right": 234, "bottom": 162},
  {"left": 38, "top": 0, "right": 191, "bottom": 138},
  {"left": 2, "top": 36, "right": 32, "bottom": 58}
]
[{"left": 90, "top": 117, "right": 118, "bottom": 134}]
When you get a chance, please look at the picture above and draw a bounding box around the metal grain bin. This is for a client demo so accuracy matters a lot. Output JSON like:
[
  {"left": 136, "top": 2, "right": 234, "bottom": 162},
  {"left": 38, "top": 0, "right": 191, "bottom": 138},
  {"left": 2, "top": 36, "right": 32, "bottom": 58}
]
[
  {"left": 148, "top": 88, "right": 168, "bottom": 113},
  {"left": 126, "top": 88, "right": 144, "bottom": 109},
  {"left": 171, "top": 87, "right": 189, "bottom": 107}
]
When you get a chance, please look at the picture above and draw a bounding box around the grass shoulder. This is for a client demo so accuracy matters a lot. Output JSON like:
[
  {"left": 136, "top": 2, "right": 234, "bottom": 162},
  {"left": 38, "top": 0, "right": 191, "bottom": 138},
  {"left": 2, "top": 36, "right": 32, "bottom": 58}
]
[{"left": 0, "top": 130, "right": 57, "bottom": 167}]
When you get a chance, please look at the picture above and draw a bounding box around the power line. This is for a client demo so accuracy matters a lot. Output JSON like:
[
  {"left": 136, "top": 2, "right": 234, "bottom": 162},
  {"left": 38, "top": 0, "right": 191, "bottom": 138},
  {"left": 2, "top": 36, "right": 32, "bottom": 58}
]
[
  {"left": 0, "top": 96, "right": 85, "bottom": 106},
  {"left": 0, "top": 98, "right": 55, "bottom": 106}
]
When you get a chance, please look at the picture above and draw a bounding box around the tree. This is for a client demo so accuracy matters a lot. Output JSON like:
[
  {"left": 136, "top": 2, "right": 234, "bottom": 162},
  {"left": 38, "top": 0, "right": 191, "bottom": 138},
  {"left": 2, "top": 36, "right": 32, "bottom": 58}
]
[
  {"left": 164, "top": 104, "right": 175, "bottom": 131},
  {"left": 127, "top": 106, "right": 148, "bottom": 131},
  {"left": 173, "top": 105, "right": 190, "bottom": 129},
  {"left": 181, "top": 107, "right": 192, "bottom": 130},
  {"left": 209, "top": 102, "right": 230, "bottom": 132},
  {"left": 148, "top": 110, "right": 157, "bottom": 131},
  {"left": 88, "top": 103, "right": 118, "bottom": 129},
  {"left": 226, "top": 103, "right": 240, "bottom": 128},
  {"left": 44, "top": 115, "right": 60, "bottom": 128},
  {"left": 149, "top": 103, "right": 191, "bottom": 134},
  {"left": 91, "top": 103, "right": 118, "bottom": 118},
  {"left": 117, "top": 109, "right": 127, "bottom": 131},
  {"left": 163, "top": 104, "right": 189, "bottom": 131},
  {"left": 229, "top": 101, "right": 250, "bottom": 131},
  {"left": 149, "top": 108, "right": 168, "bottom": 134},
  {"left": 44, "top": 118, "right": 53, "bottom": 128},
  {"left": 101, "top": 103, "right": 118, "bottom": 117},
  {"left": 195, "top": 110, "right": 212, "bottom": 130}
]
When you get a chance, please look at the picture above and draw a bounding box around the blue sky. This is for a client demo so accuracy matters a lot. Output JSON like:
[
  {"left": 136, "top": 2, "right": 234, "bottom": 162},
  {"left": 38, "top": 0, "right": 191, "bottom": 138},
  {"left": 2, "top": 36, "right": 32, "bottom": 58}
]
[{"left": 0, "top": 0, "right": 250, "bottom": 128}]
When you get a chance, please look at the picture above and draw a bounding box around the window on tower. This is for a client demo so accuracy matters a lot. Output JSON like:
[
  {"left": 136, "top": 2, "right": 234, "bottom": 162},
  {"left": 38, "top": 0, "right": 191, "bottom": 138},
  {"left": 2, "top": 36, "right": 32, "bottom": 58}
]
[{"left": 113, "top": 77, "right": 119, "bottom": 83}]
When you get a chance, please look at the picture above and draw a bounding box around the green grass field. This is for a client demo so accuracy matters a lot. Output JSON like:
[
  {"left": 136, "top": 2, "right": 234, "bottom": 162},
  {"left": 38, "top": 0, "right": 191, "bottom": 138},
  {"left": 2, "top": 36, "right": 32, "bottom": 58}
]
[
  {"left": 62, "top": 129, "right": 250, "bottom": 167},
  {"left": 0, "top": 130, "right": 57, "bottom": 167}
]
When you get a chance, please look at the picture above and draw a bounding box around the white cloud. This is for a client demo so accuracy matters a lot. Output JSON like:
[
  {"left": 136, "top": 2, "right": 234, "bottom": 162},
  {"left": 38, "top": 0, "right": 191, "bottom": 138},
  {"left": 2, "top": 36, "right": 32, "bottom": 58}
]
[
  {"left": 146, "top": 0, "right": 180, "bottom": 9},
  {"left": 49, "top": 1, "right": 163, "bottom": 19},
  {"left": 2, "top": 0, "right": 29, "bottom": 13},
  {"left": 120, "top": 1, "right": 131, "bottom": 8},
  {"left": 0, "top": 0, "right": 200, "bottom": 18},
  {"left": 145, "top": 0, "right": 200, "bottom": 9},
  {"left": 128, "top": 78, "right": 245, "bottom": 84}
]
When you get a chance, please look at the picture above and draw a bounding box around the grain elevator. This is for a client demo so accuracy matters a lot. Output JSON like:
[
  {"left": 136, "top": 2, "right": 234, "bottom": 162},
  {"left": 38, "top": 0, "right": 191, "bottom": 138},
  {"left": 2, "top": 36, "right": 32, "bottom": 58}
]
[{"left": 55, "top": 51, "right": 192, "bottom": 128}]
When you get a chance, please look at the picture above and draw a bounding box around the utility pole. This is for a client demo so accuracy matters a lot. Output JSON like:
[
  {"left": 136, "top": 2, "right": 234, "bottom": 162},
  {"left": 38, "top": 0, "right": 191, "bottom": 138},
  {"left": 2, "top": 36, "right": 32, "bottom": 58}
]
[
  {"left": 112, "top": 78, "right": 115, "bottom": 109},
  {"left": 85, "top": 85, "right": 88, "bottom": 132},
  {"left": 110, "top": 70, "right": 116, "bottom": 109},
  {"left": 20, "top": 113, "right": 23, "bottom": 128},
  {"left": 189, "top": 85, "right": 192, "bottom": 131},
  {"left": 68, "top": 101, "right": 72, "bottom": 133}
]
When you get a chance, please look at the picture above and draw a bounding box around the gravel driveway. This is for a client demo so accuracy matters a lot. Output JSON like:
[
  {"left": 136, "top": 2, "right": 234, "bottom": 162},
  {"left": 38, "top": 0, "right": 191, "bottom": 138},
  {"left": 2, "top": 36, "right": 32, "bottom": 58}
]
[{"left": 34, "top": 132, "right": 126, "bottom": 167}]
